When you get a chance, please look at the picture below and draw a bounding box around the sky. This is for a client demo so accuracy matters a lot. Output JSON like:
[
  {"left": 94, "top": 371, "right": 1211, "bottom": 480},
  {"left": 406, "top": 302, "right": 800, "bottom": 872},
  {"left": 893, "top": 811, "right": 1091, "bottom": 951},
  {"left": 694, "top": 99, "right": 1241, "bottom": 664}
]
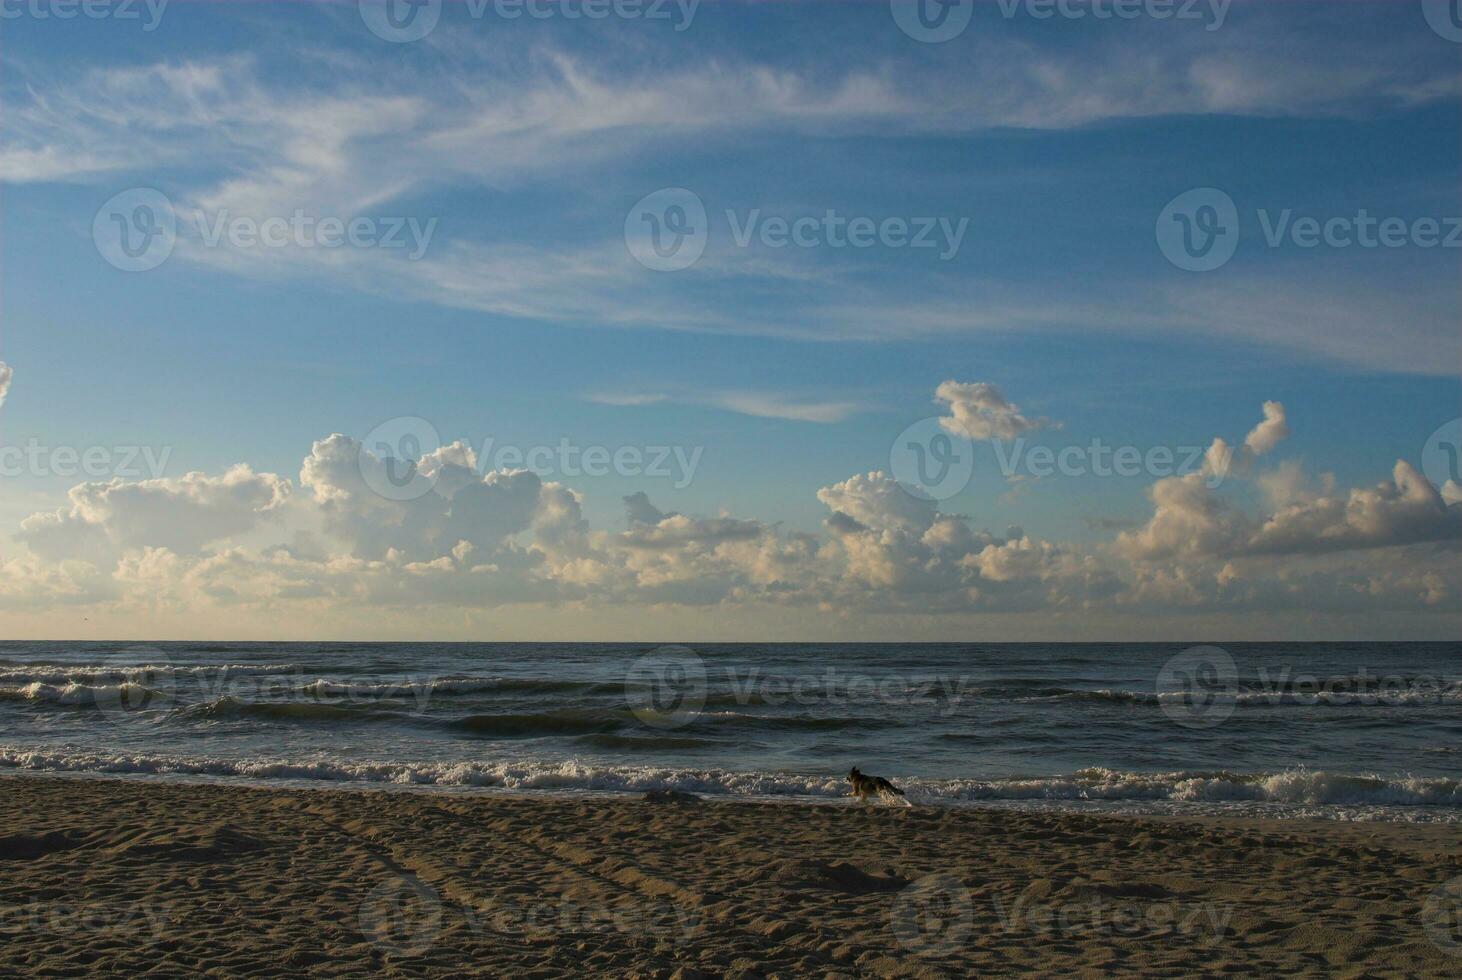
[{"left": 0, "top": 0, "right": 1458, "bottom": 640}]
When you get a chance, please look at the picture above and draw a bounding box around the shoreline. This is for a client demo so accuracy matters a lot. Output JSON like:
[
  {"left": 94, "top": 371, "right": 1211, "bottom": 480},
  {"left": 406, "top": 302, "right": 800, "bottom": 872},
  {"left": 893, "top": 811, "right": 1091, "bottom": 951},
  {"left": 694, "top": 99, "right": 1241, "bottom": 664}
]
[
  {"left": 3, "top": 757, "right": 1460, "bottom": 825},
  {"left": 3, "top": 774, "right": 1460, "bottom": 976}
]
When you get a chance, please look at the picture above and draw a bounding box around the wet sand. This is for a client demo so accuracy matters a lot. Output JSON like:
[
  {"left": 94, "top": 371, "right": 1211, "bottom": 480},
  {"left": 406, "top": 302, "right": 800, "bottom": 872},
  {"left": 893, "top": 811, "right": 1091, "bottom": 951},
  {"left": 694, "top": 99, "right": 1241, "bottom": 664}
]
[{"left": 1, "top": 775, "right": 1460, "bottom": 977}]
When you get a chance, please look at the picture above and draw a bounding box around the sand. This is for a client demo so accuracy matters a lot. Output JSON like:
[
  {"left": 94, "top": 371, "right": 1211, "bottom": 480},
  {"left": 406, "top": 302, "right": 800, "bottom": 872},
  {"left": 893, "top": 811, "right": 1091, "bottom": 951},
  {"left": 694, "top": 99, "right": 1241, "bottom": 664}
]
[{"left": 1, "top": 775, "right": 1460, "bottom": 977}]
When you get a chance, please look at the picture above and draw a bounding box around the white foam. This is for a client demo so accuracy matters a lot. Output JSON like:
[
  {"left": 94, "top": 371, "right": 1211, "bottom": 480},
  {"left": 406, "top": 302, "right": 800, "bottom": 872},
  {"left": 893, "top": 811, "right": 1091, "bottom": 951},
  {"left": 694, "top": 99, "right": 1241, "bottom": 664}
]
[
  {"left": 1059, "top": 685, "right": 1462, "bottom": 707},
  {"left": 0, "top": 664, "right": 302, "bottom": 685},
  {"left": 0, "top": 748, "right": 1457, "bottom": 821},
  {"left": 1, "top": 682, "right": 170, "bottom": 706}
]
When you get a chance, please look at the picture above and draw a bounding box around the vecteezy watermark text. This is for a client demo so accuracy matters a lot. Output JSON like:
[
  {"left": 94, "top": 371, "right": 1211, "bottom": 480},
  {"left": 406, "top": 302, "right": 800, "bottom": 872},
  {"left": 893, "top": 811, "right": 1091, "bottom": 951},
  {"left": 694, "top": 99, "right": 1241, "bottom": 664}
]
[
  {"left": 193, "top": 210, "right": 436, "bottom": 259},
  {"left": 994, "top": 0, "right": 1228, "bottom": 29},
  {"left": 0, "top": 900, "right": 178, "bottom": 939},
  {"left": 990, "top": 890, "right": 1233, "bottom": 941},
  {"left": 625, "top": 646, "right": 981, "bottom": 730},
  {"left": 358, "top": 872, "right": 700, "bottom": 956},
  {"left": 472, "top": 437, "right": 701, "bottom": 486},
  {"left": 359, "top": 0, "right": 698, "bottom": 44},
  {"left": 0, "top": 440, "right": 171, "bottom": 480},
  {"left": 0, "top": 0, "right": 167, "bottom": 29},
  {"left": 92, "top": 188, "right": 438, "bottom": 272},
  {"left": 992, "top": 437, "right": 1221, "bottom": 485},
  {"left": 890, "top": 0, "right": 1227, "bottom": 43},
  {"left": 889, "top": 872, "right": 1232, "bottom": 957},
  {"left": 889, "top": 415, "right": 1223, "bottom": 502},
  {"left": 359, "top": 416, "right": 703, "bottom": 502},
  {"left": 625, "top": 189, "right": 969, "bottom": 271},
  {"left": 725, "top": 209, "right": 969, "bottom": 260}
]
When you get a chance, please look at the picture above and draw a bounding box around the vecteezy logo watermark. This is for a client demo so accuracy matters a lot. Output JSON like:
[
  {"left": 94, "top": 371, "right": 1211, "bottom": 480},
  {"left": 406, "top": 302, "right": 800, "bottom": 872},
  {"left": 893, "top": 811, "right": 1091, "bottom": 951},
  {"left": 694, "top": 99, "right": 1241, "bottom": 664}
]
[
  {"left": 625, "top": 188, "right": 970, "bottom": 271},
  {"left": 890, "top": 417, "right": 975, "bottom": 501},
  {"left": 360, "top": 416, "right": 444, "bottom": 503},
  {"left": 624, "top": 188, "right": 709, "bottom": 272},
  {"left": 1158, "top": 187, "right": 1462, "bottom": 272},
  {"left": 359, "top": 0, "right": 441, "bottom": 42},
  {"left": 93, "top": 188, "right": 437, "bottom": 272},
  {"left": 1155, "top": 188, "right": 1239, "bottom": 272},
  {"left": 360, "top": 0, "right": 698, "bottom": 43},
  {"left": 93, "top": 646, "right": 175, "bottom": 728},
  {"left": 890, "top": 874, "right": 974, "bottom": 956},
  {"left": 93, "top": 188, "right": 176, "bottom": 273},
  {"left": 993, "top": 0, "right": 1229, "bottom": 30},
  {"left": 890, "top": 0, "right": 974, "bottom": 42},
  {"left": 1155, "top": 645, "right": 1237, "bottom": 729},
  {"left": 1422, "top": 0, "right": 1462, "bottom": 42},
  {"left": 624, "top": 645, "right": 707, "bottom": 729},
  {"left": 0, "top": 441, "right": 171, "bottom": 480},
  {"left": 0, "top": 0, "right": 168, "bottom": 30},
  {"left": 1422, "top": 418, "right": 1462, "bottom": 492},
  {"left": 1423, "top": 875, "right": 1462, "bottom": 956},
  {"left": 359, "top": 875, "right": 444, "bottom": 956}
]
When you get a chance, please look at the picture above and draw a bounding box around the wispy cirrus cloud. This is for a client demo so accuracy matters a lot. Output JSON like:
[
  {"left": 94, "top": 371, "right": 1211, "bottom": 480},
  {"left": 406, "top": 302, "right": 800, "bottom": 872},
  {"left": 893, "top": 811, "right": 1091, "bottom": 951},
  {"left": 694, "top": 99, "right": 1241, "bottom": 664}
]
[
  {"left": 587, "top": 388, "right": 860, "bottom": 423},
  {"left": 4, "top": 9, "right": 1457, "bottom": 376}
]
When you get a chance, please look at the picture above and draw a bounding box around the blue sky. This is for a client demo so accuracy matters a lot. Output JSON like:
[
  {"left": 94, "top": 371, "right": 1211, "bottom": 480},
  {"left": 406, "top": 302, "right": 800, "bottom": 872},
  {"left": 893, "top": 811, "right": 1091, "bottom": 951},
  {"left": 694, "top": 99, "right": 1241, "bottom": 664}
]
[{"left": 0, "top": 1, "right": 1458, "bottom": 639}]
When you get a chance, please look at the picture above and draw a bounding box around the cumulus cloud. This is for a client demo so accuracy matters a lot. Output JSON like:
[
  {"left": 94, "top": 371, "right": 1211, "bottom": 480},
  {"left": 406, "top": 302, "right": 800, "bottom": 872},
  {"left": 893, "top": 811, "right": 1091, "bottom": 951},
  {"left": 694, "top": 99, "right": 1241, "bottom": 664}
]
[
  {"left": 299, "top": 434, "right": 581, "bottom": 563},
  {"left": 1114, "top": 471, "right": 1249, "bottom": 562},
  {"left": 934, "top": 381, "right": 1052, "bottom": 440},
  {"left": 1246, "top": 461, "right": 1461, "bottom": 556},
  {"left": 1118, "top": 402, "right": 1458, "bottom": 563},
  {"left": 1, "top": 390, "right": 1455, "bottom": 627},
  {"left": 0, "top": 361, "right": 11, "bottom": 407},
  {"left": 1243, "top": 400, "right": 1289, "bottom": 456},
  {"left": 817, "top": 471, "right": 939, "bottom": 534},
  {"left": 623, "top": 492, "right": 673, "bottom": 528},
  {"left": 18, "top": 466, "right": 289, "bottom": 562}
]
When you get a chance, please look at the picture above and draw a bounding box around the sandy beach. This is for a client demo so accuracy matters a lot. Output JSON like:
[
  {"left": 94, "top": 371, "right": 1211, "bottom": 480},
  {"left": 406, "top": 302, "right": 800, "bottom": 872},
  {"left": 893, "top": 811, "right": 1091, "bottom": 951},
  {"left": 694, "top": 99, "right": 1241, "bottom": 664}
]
[{"left": 1, "top": 776, "right": 1459, "bottom": 977}]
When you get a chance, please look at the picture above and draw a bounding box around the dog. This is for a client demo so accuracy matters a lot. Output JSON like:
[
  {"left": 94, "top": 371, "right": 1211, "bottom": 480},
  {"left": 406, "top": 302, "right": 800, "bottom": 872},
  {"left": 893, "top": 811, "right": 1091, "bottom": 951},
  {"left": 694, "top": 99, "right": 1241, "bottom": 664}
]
[{"left": 847, "top": 767, "right": 909, "bottom": 805}]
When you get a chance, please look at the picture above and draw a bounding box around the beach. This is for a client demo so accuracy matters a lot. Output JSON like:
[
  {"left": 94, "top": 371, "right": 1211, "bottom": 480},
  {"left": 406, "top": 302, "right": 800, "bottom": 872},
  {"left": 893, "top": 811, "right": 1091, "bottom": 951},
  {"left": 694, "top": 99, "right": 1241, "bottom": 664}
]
[{"left": 3, "top": 775, "right": 1460, "bottom": 977}]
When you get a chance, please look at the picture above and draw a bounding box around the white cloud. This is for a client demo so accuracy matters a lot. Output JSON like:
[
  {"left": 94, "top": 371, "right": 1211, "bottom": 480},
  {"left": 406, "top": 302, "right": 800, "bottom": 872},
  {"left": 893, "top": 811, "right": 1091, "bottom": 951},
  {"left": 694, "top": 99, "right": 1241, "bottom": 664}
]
[
  {"left": 934, "top": 380, "right": 1052, "bottom": 440},
  {"left": 1247, "top": 460, "right": 1460, "bottom": 556},
  {"left": 17, "top": 466, "right": 289, "bottom": 562},
  {"left": 0, "top": 361, "right": 11, "bottom": 407},
  {"left": 0, "top": 389, "right": 1455, "bottom": 628},
  {"left": 3, "top": 43, "right": 1454, "bottom": 374},
  {"left": 588, "top": 388, "right": 858, "bottom": 423},
  {"left": 587, "top": 392, "right": 669, "bottom": 407},
  {"left": 706, "top": 392, "right": 857, "bottom": 424},
  {"left": 1118, "top": 403, "right": 1459, "bottom": 562},
  {"left": 1243, "top": 400, "right": 1289, "bottom": 457}
]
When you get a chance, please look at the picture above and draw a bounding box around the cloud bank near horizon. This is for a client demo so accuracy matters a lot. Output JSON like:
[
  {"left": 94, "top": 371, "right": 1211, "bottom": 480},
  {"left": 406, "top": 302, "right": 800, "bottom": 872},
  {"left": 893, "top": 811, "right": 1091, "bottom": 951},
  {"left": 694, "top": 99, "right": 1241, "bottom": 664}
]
[{"left": 2, "top": 383, "right": 1456, "bottom": 633}]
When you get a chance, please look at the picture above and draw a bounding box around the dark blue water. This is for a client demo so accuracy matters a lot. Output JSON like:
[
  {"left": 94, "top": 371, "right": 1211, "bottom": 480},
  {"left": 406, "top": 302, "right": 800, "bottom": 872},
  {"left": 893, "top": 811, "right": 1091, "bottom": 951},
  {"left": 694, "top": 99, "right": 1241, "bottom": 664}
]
[{"left": 1, "top": 641, "right": 1457, "bottom": 820}]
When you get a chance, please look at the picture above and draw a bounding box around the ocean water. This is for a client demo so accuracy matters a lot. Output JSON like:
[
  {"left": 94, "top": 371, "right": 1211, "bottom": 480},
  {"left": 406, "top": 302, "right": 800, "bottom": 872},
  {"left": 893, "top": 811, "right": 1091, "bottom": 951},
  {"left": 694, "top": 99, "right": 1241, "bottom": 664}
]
[{"left": 1, "top": 641, "right": 1458, "bottom": 822}]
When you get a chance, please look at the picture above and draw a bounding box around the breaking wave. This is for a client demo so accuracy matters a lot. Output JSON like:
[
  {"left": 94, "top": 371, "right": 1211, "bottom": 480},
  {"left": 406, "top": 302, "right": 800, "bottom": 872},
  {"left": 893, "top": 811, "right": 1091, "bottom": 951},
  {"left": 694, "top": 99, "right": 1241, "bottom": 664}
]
[{"left": 1, "top": 749, "right": 1457, "bottom": 818}]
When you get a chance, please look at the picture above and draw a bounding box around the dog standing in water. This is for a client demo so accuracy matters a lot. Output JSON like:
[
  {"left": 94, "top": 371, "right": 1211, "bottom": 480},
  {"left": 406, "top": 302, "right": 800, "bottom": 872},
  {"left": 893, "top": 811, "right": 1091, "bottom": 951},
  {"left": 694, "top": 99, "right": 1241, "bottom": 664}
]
[{"left": 847, "top": 767, "right": 910, "bottom": 805}]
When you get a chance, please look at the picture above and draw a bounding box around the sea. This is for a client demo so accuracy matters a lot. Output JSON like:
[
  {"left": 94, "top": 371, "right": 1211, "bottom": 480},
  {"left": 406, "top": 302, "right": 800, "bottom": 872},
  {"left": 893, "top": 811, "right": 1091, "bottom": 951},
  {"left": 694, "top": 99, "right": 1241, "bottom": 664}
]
[{"left": 1, "top": 641, "right": 1458, "bottom": 822}]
